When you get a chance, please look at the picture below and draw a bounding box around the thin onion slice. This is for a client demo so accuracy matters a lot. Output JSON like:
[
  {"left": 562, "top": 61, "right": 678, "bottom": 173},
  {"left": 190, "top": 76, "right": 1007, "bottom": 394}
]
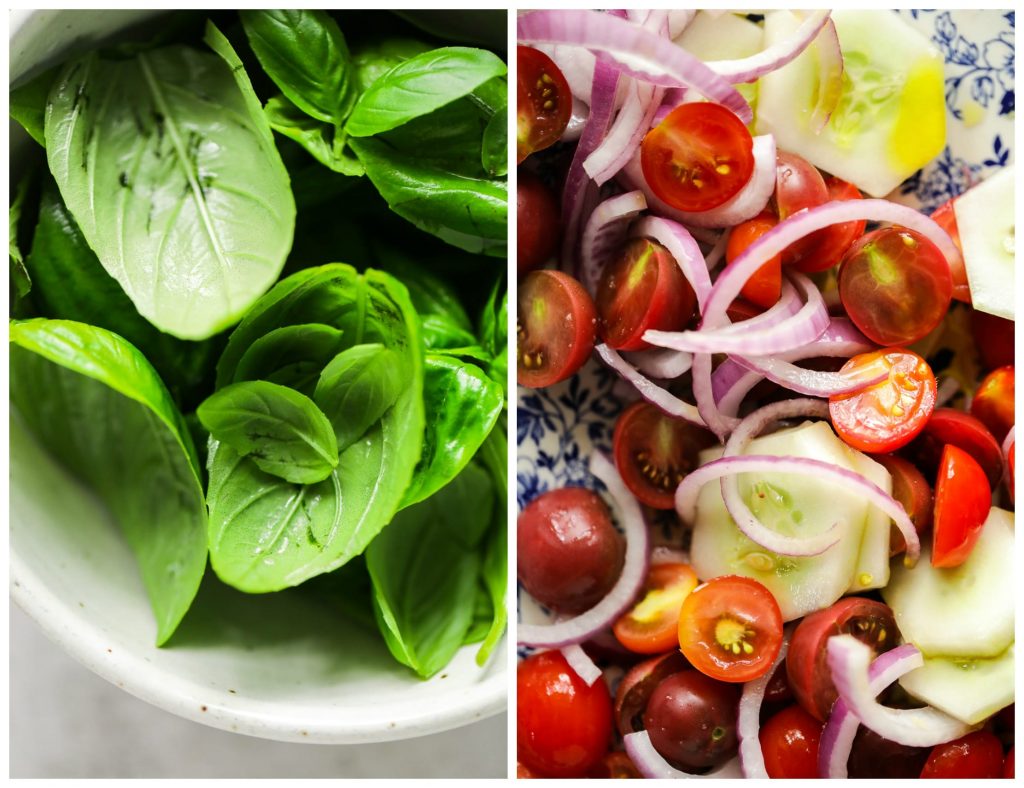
[
  {"left": 809, "top": 19, "right": 844, "bottom": 132},
  {"left": 518, "top": 453, "right": 650, "bottom": 648},
  {"left": 705, "top": 10, "right": 831, "bottom": 84},
  {"left": 676, "top": 455, "right": 921, "bottom": 564},
  {"left": 624, "top": 731, "right": 743, "bottom": 779},
  {"left": 622, "top": 347, "right": 693, "bottom": 380},
  {"left": 584, "top": 78, "right": 665, "bottom": 186},
  {"left": 819, "top": 643, "right": 921, "bottom": 778},
  {"left": 738, "top": 630, "right": 792, "bottom": 778},
  {"left": 630, "top": 215, "right": 713, "bottom": 310},
  {"left": 1002, "top": 425, "right": 1015, "bottom": 462},
  {"left": 692, "top": 351, "right": 738, "bottom": 441},
  {"left": 596, "top": 344, "right": 705, "bottom": 427},
  {"left": 579, "top": 190, "right": 647, "bottom": 297},
  {"left": 734, "top": 351, "right": 888, "bottom": 397},
  {"left": 827, "top": 635, "right": 971, "bottom": 748},
  {"left": 560, "top": 97, "right": 590, "bottom": 142},
  {"left": 561, "top": 643, "right": 603, "bottom": 686}
]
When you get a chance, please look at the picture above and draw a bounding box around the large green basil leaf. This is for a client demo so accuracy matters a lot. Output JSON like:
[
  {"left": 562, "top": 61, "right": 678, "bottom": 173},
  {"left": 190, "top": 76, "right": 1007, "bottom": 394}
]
[
  {"left": 198, "top": 380, "right": 338, "bottom": 485},
  {"left": 44, "top": 25, "right": 295, "bottom": 340},
  {"left": 350, "top": 37, "right": 433, "bottom": 94},
  {"left": 241, "top": 10, "right": 354, "bottom": 125},
  {"left": 265, "top": 94, "right": 364, "bottom": 177},
  {"left": 401, "top": 354, "right": 503, "bottom": 508},
  {"left": 478, "top": 286, "right": 508, "bottom": 395},
  {"left": 474, "top": 416, "right": 508, "bottom": 665},
  {"left": 481, "top": 105, "right": 508, "bottom": 178},
  {"left": 366, "top": 463, "right": 493, "bottom": 678},
  {"left": 9, "top": 171, "right": 33, "bottom": 300},
  {"left": 206, "top": 264, "right": 425, "bottom": 593},
  {"left": 10, "top": 65, "right": 56, "bottom": 147},
  {"left": 233, "top": 322, "right": 346, "bottom": 395},
  {"left": 346, "top": 47, "right": 507, "bottom": 137},
  {"left": 10, "top": 318, "right": 208, "bottom": 645}
]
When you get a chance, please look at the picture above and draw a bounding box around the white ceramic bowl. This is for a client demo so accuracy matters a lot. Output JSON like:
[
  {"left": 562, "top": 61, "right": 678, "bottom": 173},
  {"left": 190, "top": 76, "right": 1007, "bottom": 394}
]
[{"left": 10, "top": 9, "right": 506, "bottom": 745}]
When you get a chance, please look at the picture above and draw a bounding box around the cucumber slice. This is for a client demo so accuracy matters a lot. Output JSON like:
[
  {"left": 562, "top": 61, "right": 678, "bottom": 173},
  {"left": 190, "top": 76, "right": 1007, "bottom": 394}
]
[
  {"left": 689, "top": 421, "right": 892, "bottom": 621},
  {"left": 954, "top": 165, "right": 1015, "bottom": 321},
  {"left": 899, "top": 644, "right": 1014, "bottom": 725},
  {"left": 846, "top": 450, "right": 892, "bottom": 594},
  {"left": 755, "top": 10, "right": 945, "bottom": 197},
  {"left": 675, "top": 12, "right": 763, "bottom": 110},
  {"left": 882, "top": 507, "right": 1014, "bottom": 658}
]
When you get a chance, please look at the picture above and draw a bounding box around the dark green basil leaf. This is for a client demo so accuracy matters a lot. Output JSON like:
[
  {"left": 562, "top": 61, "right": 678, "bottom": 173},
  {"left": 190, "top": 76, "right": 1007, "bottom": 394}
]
[
  {"left": 265, "top": 94, "right": 364, "bottom": 177},
  {"left": 198, "top": 380, "right": 338, "bottom": 485},
  {"left": 481, "top": 106, "right": 508, "bottom": 178},
  {"left": 474, "top": 414, "right": 507, "bottom": 665},
  {"left": 10, "top": 318, "right": 208, "bottom": 645},
  {"left": 10, "top": 65, "right": 56, "bottom": 147},
  {"left": 346, "top": 46, "right": 507, "bottom": 137},
  {"left": 350, "top": 37, "right": 433, "bottom": 94},
  {"left": 234, "top": 322, "right": 346, "bottom": 395},
  {"left": 314, "top": 342, "right": 405, "bottom": 452},
  {"left": 374, "top": 97, "right": 489, "bottom": 178},
  {"left": 478, "top": 282, "right": 508, "bottom": 395},
  {"left": 9, "top": 171, "right": 33, "bottom": 299},
  {"left": 371, "top": 240, "right": 473, "bottom": 331}
]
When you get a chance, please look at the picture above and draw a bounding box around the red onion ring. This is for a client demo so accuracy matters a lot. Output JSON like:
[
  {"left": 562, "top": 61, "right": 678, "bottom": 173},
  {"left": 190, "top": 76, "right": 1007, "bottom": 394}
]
[
  {"left": 560, "top": 97, "right": 590, "bottom": 142},
  {"left": 518, "top": 453, "right": 650, "bottom": 648},
  {"left": 668, "top": 10, "right": 697, "bottom": 39},
  {"left": 738, "top": 630, "right": 792, "bottom": 778},
  {"left": 624, "top": 731, "right": 743, "bottom": 779},
  {"left": 703, "top": 228, "right": 730, "bottom": 273},
  {"left": 579, "top": 190, "right": 648, "bottom": 297},
  {"left": 706, "top": 10, "right": 831, "bottom": 84},
  {"left": 630, "top": 215, "right": 713, "bottom": 310},
  {"left": 734, "top": 351, "right": 887, "bottom": 397},
  {"left": 691, "top": 351, "right": 737, "bottom": 441},
  {"left": 596, "top": 344, "right": 705, "bottom": 427},
  {"left": 622, "top": 347, "right": 693, "bottom": 380},
  {"left": 584, "top": 79, "right": 665, "bottom": 186},
  {"left": 517, "top": 10, "right": 753, "bottom": 122},
  {"left": 1002, "top": 426, "right": 1015, "bottom": 500},
  {"left": 809, "top": 19, "right": 844, "bottom": 132},
  {"left": 561, "top": 643, "right": 603, "bottom": 686},
  {"left": 827, "top": 635, "right": 971, "bottom": 748}
]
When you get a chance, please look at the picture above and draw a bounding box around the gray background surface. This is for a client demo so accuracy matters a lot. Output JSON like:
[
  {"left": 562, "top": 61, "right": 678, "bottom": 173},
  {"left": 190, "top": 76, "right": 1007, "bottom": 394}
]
[{"left": 10, "top": 603, "right": 507, "bottom": 778}]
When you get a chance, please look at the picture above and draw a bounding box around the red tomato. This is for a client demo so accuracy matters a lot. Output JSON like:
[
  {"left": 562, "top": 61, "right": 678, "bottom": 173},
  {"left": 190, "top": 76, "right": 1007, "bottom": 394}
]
[
  {"left": 763, "top": 662, "right": 794, "bottom": 706},
  {"left": 874, "top": 454, "right": 934, "bottom": 555},
  {"left": 971, "top": 309, "right": 1015, "bottom": 371},
  {"left": 587, "top": 751, "right": 642, "bottom": 778},
  {"left": 641, "top": 102, "right": 754, "bottom": 212},
  {"left": 787, "top": 598, "right": 897, "bottom": 722},
  {"left": 614, "top": 651, "right": 689, "bottom": 737},
  {"left": 517, "top": 762, "right": 542, "bottom": 778},
  {"left": 517, "top": 650, "right": 613, "bottom": 777},
  {"left": 932, "top": 444, "right": 992, "bottom": 568},
  {"left": 920, "top": 731, "right": 1005, "bottom": 779},
  {"left": 760, "top": 704, "right": 824, "bottom": 778},
  {"left": 677, "top": 575, "right": 783, "bottom": 683},
  {"left": 1009, "top": 442, "right": 1015, "bottom": 502},
  {"left": 792, "top": 176, "right": 867, "bottom": 273},
  {"left": 517, "top": 170, "right": 560, "bottom": 276},
  {"left": 909, "top": 408, "right": 1003, "bottom": 488},
  {"left": 517, "top": 270, "right": 596, "bottom": 388},
  {"left": 838, "top": 227, "right": 953, "bottom": 346},
  {"left": 829, "top": 349, "right": 937, "bottom": 454},
  {"left": 726, "top": 211, "right": 782, "bottom": 309},
  {"left": 971, "top": 366, "right": 1014, "bottom": 441},
  {"left": 613, "top": 563, "right": 698, "bottom": 654},
  {"left": 517, "top": 46, "right": 571, "bottom": 164},
  {"left": 1005, "top": 747, "right": 1015, "bottom": 778},
  {"left": 930, "top": 197, "right": 971, "bottom": 302},
  {"left": 596, "top": 237, "right": 697, "bottom": 351},
  {"left": 612, "top": 401, "right": 716, "bottom": 509},
  {"left": 773, "top": 151, "right": 829, "bottom": 267}
]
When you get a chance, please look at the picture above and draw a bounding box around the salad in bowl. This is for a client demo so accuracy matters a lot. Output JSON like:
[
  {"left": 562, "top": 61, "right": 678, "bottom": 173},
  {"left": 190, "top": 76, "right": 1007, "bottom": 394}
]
[{"left": 516, "top": 8, "right": 1014, "bottom": 779}]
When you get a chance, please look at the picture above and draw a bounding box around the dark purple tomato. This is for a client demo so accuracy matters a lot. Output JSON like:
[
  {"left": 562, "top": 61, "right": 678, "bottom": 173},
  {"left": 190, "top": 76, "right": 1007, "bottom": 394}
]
[
  {"left": 848, "top": 726, "right": 931, "bottom": 779},
  {"left": 518, "top": 169, "right": 560, "bottom": 276},
  {"left": 614, "top": 651, "right": 689, "bottom": 737}
]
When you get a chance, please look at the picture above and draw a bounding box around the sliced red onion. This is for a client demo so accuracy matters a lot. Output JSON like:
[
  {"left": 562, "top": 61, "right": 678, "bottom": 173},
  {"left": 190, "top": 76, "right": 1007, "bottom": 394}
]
[
  {"left": 560, "top": 97, "right": 590, "bottom": 142},
  {"left": 703, "top": 228, "right": 730, "bottom": 273},
  {"left": 692, "top": 351, "right": 738, "bottom": 441},
  {"left": 668, "top": 10, "right": 697, "bottom": 39},
  {"left": 819, "top": 643, "right": 921, "bottom": 778},
  {"left": 624, "top": 731, "right": 742, "bottom": 779},
  {"left": 596, "top": 344, "right": 705, "bottom": 427},
  {"left": 630, "top": 215, "right": 713, "bottom": 310},
  {"left": 827, "top": 636, "right": 971, "bottom": 748},
  {"left": 585, "top": 79, "right": 665, "bottom": 186},
  {"left": 579, "top": 190, "right": 647, "bottom": 297},
  {"left": 518, "top": 453, "right": 650, "bottom": 648},
  {"left": 713, "top": 277, "right": 803, "bottom": 336},
  {"left": 738, "top": 630, "right": 792, "bottom": 778},
  {"left": 1002, "top": 426, "right": 1015, "bottom": 463},
  {"left": 517, "top": 10, "right": 752, "bottom": 122},
  {"left": 622, "top": 347, "right": 693, "bottom": 380},
  {"left": 705, "top": 10, "right": 830, "bottom": 84},
  {"left": 809, "top": 19, "right": 844, "bottom": 132},
  {"left": 561, "top": 643, "right": 603, "bottom": 686},
  {"left": 676, "top": 455, "right": 921, "bottom": 564},
  {"left": 734, "top": 352, "right": 887, "bottom": 397}
]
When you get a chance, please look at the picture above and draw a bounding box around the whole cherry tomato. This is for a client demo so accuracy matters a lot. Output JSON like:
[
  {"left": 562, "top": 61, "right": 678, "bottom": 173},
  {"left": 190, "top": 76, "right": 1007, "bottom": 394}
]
[
  {"left": 517, "top": 170, "right": 560, "bottom": 275},
  {"left": 760, "top": 704, "right": 824, "bottom": 778},
  {"left": 920, "top": 731, "right": 1005, "bottom": 779},
  {"left": 971, "top": 365, "right": 1014, "bottom": 441}
]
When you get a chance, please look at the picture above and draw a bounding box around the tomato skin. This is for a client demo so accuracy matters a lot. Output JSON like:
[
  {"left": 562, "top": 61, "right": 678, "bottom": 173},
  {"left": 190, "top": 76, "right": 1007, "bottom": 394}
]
[
  {"left": 829, "top": 349, "right": 937, "bottom": 454},
  {"left": 726, "top": 211, "right": 782, "bottom": 309},
  {"left": 971, "top": 309, "right": 1015, "bottom": 371},
  {"left": 930, "top": 197, "right": 971, "bottom": 302},
  {"left": 792, "top": 176, "right": 867, "bottom": 273},
  {"left": 587, "top": 751, "right": 642, "bottom": 778},
  {"left": 614, "top": 650, "right": 689, "bottom": 737},
  {"left": 759, "top": 704, "right": 824, "bottom": 779},
  {"left": 641, "top": 102, "right": 755, "bottom": 212},
  {"left": 874, "top": 454, "right": 933, "bottom": 555},
  {"left": 677, "top": 575, "right": 783, "bottom": 683},
  {"left": 1005, "top": 747, "right": 1015, "bottom": 778},
  {"left": 773, "top": 151, "right": 829, "bottom": 267},
  {"left": 848, "top": 727, "right": 931, "bottom": 778},
  {"left": 787, "top": 598, "right": 898, "bottom": 722},
  {"left": 931, "top": 444, "right": 992, "bottom": 568},
  {"left": 517, "top": 46, "right": 572, "bottom": 164},
  {"left": 971, "top": 365, "right": 1014, "bottom": 441},
  {"left": 517, "top": 170, "right": 560, "bottom": 276},
  {"left": 909, "top": 408, "right": 1003, "bottom": 488},
  {"left": 920, "top": 731, "right": 1005, "bottom": 779},
  {"left": 613, "top": 563, "right": 698, "bottom": 654},
  {"left": 517, "top": 650, "right": 614, "bottom": 778},
  {"left": 517, "top": 270, "right": 597, "bottom": 389}
]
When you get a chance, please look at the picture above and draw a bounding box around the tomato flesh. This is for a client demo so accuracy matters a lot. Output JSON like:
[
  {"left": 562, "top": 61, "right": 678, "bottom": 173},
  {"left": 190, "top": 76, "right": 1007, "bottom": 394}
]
[
  {"left": 726, "top": 211, "right": 782, "bottom": 309},
  {"left": 760, "top": 704, "right": 824, "bottom": 779},
  {"left": 829, "top": 349, "right": 937, "bottom": 454},
  {"left": 909, "top": 408, "right": 1003, "bottom": 488},
  {"left": 920, "top": 731, "right": 1005, "bottom": 779},
  {"left": 641, "top": 102, "right": 754, "bottom": 212},
  {"left": 874, "top": 454, "right": 933, "bottom": 556},
  {"left": 677, "top": 575, "right": 783, "bottom": 683},
  {"left": 930, "top": 197, "right": 971, "bottom": 302},
  {"left": 971, "top": 365, "right": 1014, "bottom": 441},
  {"left": 517, "top": 46, "right": 572, "bottom": 164},
  {"left": 613, "top": 563, "right": 698, "bottom": 654},
  {"left": 517, "top": 270, "right": 597, "bottom": 388},
  {"left": 792, "top": 176, "right": 866, "bottom": 273},
  {"left": 932, "top": 444, "right": 992, "bottom": 568},
  {"left": 517, "top": 169, "right": 560, "bottom": 276}
]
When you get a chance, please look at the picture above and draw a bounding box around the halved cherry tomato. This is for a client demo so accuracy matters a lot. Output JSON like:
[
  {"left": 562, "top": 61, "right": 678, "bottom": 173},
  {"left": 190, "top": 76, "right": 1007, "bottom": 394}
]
[
  {"left": 873, "top": 454, "right": 933, "bottom": 556},
  {"left": 760, "top": 704, "right": 824, "bottom": 779},
  {"left": 614, "top": 651, "right": 689, "bottom": 737},
  {"left": 787, "top": 598, "right": 898, "bottom": 722},
  {"left": 517, "top": 270, "right": 597, "bottom": 388},
  {"left": 726, "top": 211, "right": 782, "bottom": 309},
  {"left": 1005, "top": 747, "right": 1015, "bottom": 778},
  {"left": 971, "top": 365, "right": 1014, "bottom": 441},
  {"left": 792, "top": 176, "right": 867, "bottom": 273},
  {"left": 773, "top": 151, "right": 828, "bottom": 267},
  {"left": 517, "top": 46, "right": 572, "bottom": 164},
  {"left": 932, "top": 444, "right": 992, "bottom": 568},
  {"left": 518, "top": 650, "right": 613, "bottom": 777},
  {"left": 517, "top": 169, "right": 560, "bottom": 276},
  {"left": 587, "top": 751, "right": 642, "bottom": 778},
  {"left": 930, "top": 197, "right": 971, "bottom": 302},
  {"left": 920, "top": 730, "right": 1005, "bottom": 779},
  {"left": 641, "top": 102, "right": 754, "bottom": 212},
  {"left": 596, "top": 237, "right": 697, "bottom": 350},
  {"left": 908, "top": 408, "right": 1003, "bottom": 488},
  {"left": 829, "top": 349, "right": 937, "bottom": 454},
  {"left": 612, "top": 401, "right": 716, "bottom": 509},
  {"left": 614, "top": 563, "right": 698, "bottom": 654},
  {"left": 838, "top": 227, "right": 953, "bottom": 346},
  {"left": 971, "top": 309, "right": 1015, "bottom": 371},
  {"left": 677, "top": 575, "right": 783, "bottom": 683},
  {"left": 517, "top": 762, "right": 542, "bottom": 778}
]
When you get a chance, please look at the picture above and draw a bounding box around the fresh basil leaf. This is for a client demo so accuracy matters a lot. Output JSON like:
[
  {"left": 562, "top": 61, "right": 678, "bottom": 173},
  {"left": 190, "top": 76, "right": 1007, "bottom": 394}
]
[
  {"left": 346, "top": 46, "right": 507, "bottom": 137},
  {"left": 198, "top": 380, "right": 339, "bottom": 485},
  {"left": 370, "top": 240, "right": 474, "bottom": 330},
  {"left": 314, "top": 343, "right": 405, "bottom": 452},
  {"left": 10, "top": 318, "right": 208, "bottom": 645},
  {"left": 475, "top": 413, "right": 508, "bottom": 665},
  {"left": 241, "top": 10, "right": 354, "bottom": 125},
  {"left": 467, "top": 74, "right": 507, "bottom": 116},
  {"left": 350, "top": 37, "right": 433, "bottom": 94},
  {"left": 9, "top": 171, "right": 33, "bottom": 299},
  {"left": 206, "top": 264, "right": 424, "bottom": 593},
  {"left": 265, "top": 94, "right": 364, "bottom": 176},
  {"left": 463, "top": 587, "right": 494, "bottom": 645},
  {"left": 10, "top": 65, "right": 56, "bottom": 147},
  {"left": 481, "top": 105, "right": 508, "bottom": 178},
  {"left": 234, "top": 322, "right": 346, "bottom": 395},
  {"left": 366, "top": 463, "right": 494, "bottom": 678},
  {"left": 374, "top": 97, "right": 489, "bottom": 178},
  {"left": 401, "top": 354, "right": 503, "bottom": 508},
  {"left": 478, "top": 282, "right": 508, "bottom": 395},
  {"left": 421, "top": 314, "right": 486, "bottom": 354},
  {"left": 44, "top": 26, "right": 295, "bottom": 340},
  {"left": 349, "top": 136, "right": 506, "bottom": 257}
]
